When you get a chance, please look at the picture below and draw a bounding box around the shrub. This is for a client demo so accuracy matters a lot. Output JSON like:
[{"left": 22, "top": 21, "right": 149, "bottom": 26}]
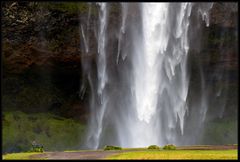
[
  {"left": 31, "top": 142, "right": 44, "bottom": 152},
  {"left": 30, "top": 146, "right": 44, "bottom": 152},
  {"left": 32, "top": 146, "right": 44, "bottom": 152},
  {"left": 104, "top": 145, "right": 122, "bottom": 151},
  {"left": 163, "top": 144, "right": 176, "bottom": 150},
  {"left": 147, "top": 145, "right": 160, "bottom": 150}
]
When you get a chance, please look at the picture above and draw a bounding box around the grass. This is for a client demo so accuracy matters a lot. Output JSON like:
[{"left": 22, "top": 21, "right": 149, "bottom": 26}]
[
  {"left": 2, "top": 111, "right": 86, "bottom": 153},
  {"left": 2, "top": 152, "right": 44, "bottom": 160},
  {"left": 106, "top": 150, "right": 238, "bottom": 160}
]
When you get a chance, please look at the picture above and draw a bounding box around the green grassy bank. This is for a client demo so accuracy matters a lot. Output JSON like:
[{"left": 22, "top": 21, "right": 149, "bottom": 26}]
[
  {"left": 2, "top": 152, "right": 44, "bottom": 160},
  {"left": 2, "top": 111, "right": 86, "bottom": 153}
]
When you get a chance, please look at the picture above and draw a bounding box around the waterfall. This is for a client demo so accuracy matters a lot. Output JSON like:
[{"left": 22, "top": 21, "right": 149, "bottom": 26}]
[
  {"left": 81, "top": 2, "right": 213, "bottom": 149},
  {"left": 83, "top": 3, "right": 109, "bottom": 149},
  {"left": 116, "top": 3, "right": 128, "bottom": 64},
  {"left": 129, "top": 3, "right": 193, "bottom": 146}
]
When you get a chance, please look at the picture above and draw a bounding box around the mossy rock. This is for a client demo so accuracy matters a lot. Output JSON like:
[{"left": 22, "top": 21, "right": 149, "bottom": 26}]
[
  {"left": 147, "top": 145, "right": 160, "bottom": 150},
  {"left": 163, "top": 144, "right": 176, "bottom": 150},
  {"left": 104, "top": 145, "right": 122, "bottom": 151}
]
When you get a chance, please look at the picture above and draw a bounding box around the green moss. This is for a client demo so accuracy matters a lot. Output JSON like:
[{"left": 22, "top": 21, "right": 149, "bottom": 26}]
[
  {"left": 104, "top": 145, "right": 122, "bottom": 151},
  {"left": 2, "top": 111, "right": 86, "bottom": 153},
  {"left": 163, "top": 144, "right": 176, "bottom": 150},
  {"left": 147, "top": 145, "right": 160, "bottom": 150},
  {"left": 39, "top": 2, "right": 89, "bottom": 14},
  {"left": 201, "top": 119, "right": 237, "bottom": 145}
]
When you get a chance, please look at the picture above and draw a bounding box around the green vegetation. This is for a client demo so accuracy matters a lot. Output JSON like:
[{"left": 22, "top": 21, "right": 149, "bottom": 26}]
[
  {"left": 2, "top": 75, "right": 65, "bottom": 113},
  {"left": 38, "top": 2, "right": 99, "bottom": 16},
  {"left": 39, "top": 2, "right": 89, "bottom": 14},
  {"left": 31, "top": 144, "right": 44, "bottom": 152},
  {"left": 201, "top": 118, "right": 237, "bottom": 145},
  {"left": 106, "top": 150, "right": 237, "bottom": 160},
  {"left": 163, "top": 144, "right": 176, "bottom": 150},
  {"left": 147, "top": 145, "right": 160, "bottom": 150},
  {"left": 2, "top": 152, "right": 43, "bottom": 160},
  {"left": 104, "top": 145, "right": 122, "bottom": 151},
  {"left": 2, "top": 111, "right": 86, "bottom": 153}
]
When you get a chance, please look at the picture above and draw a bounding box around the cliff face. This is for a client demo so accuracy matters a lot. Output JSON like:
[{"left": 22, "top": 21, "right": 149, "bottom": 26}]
[
  {"left": 2, "top": 2, "right": 89, "bottom": 120},
  {"left": 2, "top": 2, "right": 238, "bottom": 121},
  {"left": 185, "top": 2, "right": 238, "bottom": 145},
  {"left": 198, "top": 2, "right": 238, "bottom": 120},
  {"left": 2, "top": 2, "right": 84, "bottom": 74}
]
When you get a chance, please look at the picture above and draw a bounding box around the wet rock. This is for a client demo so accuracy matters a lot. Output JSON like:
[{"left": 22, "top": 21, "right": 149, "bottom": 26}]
[{"left": 210, "top": 3, "right": 238, "bottom": 27}]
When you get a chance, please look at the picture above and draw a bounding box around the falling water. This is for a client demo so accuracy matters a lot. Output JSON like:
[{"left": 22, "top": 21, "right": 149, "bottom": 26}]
[
  {"left": 116, "top": 3, "right": 128, "bottom": 64},
  {"left": 81, "top": 2, "right": 214, "bottom": 149},
  {"left": 130, "top": 3, "right": 193, "bottom": 146}
]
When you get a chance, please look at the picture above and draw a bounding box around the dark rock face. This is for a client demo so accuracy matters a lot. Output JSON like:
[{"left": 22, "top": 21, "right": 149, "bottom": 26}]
[
  {"left": 2, "top": 2, "right": 91, "bottom": 120},
  {"left": 2, "top": 2, "right": 85, "bottom": 75},
  {"left": 201, "top": 3, "right": 238, "bottom": 120},
  {"left": 186, "top": 2, "right": 238, "bottom": 145},
  {"left": 2, "top": 2, "right": 238, "bottom": 125},
  {"left": 210, "top": 3, "right": 238, "bottom": 27}
]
